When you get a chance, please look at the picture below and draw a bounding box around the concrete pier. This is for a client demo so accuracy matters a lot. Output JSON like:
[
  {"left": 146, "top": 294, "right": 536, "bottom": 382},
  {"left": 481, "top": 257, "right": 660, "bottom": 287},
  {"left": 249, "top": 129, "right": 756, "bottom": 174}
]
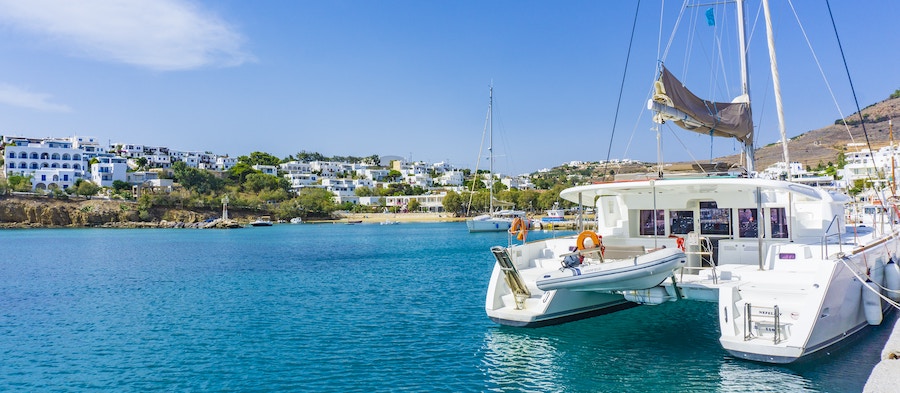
[{"left": 863, "top": 316, "right": 900, "bottom": 392}]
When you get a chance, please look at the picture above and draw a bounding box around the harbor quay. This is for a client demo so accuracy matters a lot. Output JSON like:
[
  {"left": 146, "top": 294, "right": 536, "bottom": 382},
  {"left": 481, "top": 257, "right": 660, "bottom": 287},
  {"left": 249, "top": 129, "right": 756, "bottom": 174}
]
[{"left": 864, "top": 316, "right": 900, "bottom": 392}]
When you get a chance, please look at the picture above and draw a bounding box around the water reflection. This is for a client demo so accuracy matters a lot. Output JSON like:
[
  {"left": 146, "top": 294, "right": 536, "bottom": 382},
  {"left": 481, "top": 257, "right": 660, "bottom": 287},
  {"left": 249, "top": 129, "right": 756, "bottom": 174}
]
[
  {"left": 478, "top": 300, "right": 890, "bottom": 392},
  {"left": 481, "top": 328, "right": 567, "bottom": 392}
]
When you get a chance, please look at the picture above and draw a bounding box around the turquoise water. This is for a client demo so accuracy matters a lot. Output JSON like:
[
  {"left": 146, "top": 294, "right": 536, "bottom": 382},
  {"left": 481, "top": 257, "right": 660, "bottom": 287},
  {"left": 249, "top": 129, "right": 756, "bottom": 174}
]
[{"left": 0, "top": 223, "right": 894, "bottom": 392}]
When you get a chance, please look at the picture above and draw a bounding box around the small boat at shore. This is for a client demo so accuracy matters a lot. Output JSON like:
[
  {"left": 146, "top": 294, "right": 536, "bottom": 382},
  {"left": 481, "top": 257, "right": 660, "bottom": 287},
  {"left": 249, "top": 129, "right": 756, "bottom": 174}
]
[
  {"left": 290, "top": 217, "right": 302, "bottom": 224},
  {"left": 249, "top": 216, "right": 273, "bottom": 227}
]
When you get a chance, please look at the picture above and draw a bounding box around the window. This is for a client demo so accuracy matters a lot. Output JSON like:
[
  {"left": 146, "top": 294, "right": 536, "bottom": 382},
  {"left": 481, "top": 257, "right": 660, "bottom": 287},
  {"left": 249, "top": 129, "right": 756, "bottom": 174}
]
[
  {"left": 771, "top": 207, "right": 789, "bottom": 238},
  {"left": 41, "top": 175, "right": 46, "bottom": 181},
  {"left": 738, "top": 208, "right": 758, "bottom": 237},
  {"left": 640, "top": 209, "right": 666, "bottom": 236},
  {"left": 7, "top": 152, "right": 13, "bottom": 158},
  {"left": 700, "top": 201, "right": 731, "bottom": 235},
  {"left": 670, "top": 210, "right": 694, "bottom": 235}
]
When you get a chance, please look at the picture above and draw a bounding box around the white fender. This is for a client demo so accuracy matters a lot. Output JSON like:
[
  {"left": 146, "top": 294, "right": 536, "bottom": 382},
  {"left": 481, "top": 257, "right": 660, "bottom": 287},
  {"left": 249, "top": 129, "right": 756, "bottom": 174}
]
[
  {"left": 885, "top": 259, "right": 900, "bottom": 302},
  {"left": 862, "top": 278, "right": 883, "bottom": 326}
]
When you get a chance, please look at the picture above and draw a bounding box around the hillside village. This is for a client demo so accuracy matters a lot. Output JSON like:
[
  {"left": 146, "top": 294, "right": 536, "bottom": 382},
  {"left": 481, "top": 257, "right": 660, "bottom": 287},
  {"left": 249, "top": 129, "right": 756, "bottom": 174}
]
[
  {"left": 0, "top": 134, "right": 593, "bottom": 218},
  {"left": 2, "top": 94, "right": 899, "bottom": 224}
]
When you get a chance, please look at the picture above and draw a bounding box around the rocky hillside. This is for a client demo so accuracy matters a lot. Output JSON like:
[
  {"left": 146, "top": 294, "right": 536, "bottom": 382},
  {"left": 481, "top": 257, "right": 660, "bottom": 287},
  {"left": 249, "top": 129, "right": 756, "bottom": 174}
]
[{"left": 719, "top": 97, "right": 900, "bottom": 169}]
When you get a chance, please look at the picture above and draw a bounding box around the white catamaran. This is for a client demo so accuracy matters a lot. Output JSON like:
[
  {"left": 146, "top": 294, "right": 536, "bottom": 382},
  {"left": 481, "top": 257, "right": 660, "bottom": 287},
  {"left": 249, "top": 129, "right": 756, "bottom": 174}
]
[{"left": 484, "top": 0, "right": 900, "bottom": 364}]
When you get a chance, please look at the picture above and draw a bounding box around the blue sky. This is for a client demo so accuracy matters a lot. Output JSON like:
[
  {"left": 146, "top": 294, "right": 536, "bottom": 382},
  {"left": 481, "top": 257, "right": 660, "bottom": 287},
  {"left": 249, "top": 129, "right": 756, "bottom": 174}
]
[{"left": 0, "top": 0, "right": 897, "bottom": 176}]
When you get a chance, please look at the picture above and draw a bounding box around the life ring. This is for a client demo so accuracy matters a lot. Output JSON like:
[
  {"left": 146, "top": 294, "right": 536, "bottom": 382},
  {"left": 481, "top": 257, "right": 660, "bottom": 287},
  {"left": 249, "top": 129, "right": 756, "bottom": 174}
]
[
  {"left": 509, "top": 217, "right": 527, "bottom": 241},
  {"left": 576, "top": 230, "right": 604, "bottom": 256}
]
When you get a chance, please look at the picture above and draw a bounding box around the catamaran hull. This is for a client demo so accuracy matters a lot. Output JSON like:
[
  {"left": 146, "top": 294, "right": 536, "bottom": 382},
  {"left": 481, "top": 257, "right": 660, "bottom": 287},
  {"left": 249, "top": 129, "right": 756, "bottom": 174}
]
[
  {"left": 716, "top": 240, "right": 897, "bottom": 364},
  {"left": 487, "top": 294, "right": 638, "bottom": 328}
]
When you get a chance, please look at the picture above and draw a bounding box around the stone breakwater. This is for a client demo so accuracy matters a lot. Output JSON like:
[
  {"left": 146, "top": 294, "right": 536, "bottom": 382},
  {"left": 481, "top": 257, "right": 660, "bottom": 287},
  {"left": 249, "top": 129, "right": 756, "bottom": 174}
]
[{"left": 0, "top": 195, "right": 229, "bottom": 228}]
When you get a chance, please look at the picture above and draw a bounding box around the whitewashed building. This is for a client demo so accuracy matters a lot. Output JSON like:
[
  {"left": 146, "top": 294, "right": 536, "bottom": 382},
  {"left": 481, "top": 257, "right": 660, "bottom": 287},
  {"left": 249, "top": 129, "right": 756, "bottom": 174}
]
[
  {"left": 90, "top": 156, "right": 128, "bottom": 187},
  {"left": 3, "top": 136, "right": 87, "bottom": 190}
]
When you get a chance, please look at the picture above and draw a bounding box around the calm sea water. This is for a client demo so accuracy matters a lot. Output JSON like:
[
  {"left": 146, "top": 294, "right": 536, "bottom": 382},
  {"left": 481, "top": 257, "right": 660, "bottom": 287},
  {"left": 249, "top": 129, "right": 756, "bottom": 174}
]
[{"left": 0, "top": 223, "right": 894, "bottom": 392}]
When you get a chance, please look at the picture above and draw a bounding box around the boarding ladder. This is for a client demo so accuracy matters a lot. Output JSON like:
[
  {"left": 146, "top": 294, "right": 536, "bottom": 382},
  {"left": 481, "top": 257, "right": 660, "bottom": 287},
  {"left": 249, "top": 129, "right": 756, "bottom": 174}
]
[
  {"left": 743, "top": 303, "right": 782, "bottom": 344},
  {"left": 491, "top": 246, "right": 531, "bottom": 310}
]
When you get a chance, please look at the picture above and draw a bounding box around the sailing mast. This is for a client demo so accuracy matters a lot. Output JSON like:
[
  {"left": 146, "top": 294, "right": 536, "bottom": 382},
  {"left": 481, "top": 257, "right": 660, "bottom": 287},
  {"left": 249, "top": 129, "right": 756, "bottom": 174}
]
[
  {"left": 762, "top": 0, "right": 791, "bottom": 179},
  {"left": 488, "top": 85, "right": 494, "bottom": 213},
  {"left": 735, "top": 0, "right": 755, "bottom": 172}
]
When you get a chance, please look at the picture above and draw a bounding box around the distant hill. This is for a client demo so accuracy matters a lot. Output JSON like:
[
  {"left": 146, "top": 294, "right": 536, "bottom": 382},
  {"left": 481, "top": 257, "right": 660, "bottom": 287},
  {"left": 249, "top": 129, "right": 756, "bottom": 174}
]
[
  {"left": 541, "top": 95, "right": 900, "bottom": 181},
  {"left": 718, "top": 96, "right": 900, "bottom": 169}
]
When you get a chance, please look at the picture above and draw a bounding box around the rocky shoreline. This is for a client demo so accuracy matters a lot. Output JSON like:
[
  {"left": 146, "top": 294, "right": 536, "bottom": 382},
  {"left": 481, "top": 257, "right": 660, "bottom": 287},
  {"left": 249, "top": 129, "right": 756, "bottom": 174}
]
[
  {"left": 0, "top": 194, "right": 256, "bottom": 229},
  {"left": 0, "top": 195, "right": 468, "bottom": 229}
]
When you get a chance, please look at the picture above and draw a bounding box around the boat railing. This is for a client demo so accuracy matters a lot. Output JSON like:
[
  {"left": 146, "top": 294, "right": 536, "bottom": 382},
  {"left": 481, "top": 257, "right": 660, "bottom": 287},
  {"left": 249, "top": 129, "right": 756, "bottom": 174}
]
[{"left": 820, "top": 214, "right": 843, "bottom": 259}]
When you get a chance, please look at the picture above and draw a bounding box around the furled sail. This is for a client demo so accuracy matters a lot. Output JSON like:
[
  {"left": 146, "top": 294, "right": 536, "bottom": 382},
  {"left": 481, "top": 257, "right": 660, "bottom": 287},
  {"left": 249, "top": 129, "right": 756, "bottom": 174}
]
[{"left": 648, "top": 65, "right": 752, "bottom": 143}]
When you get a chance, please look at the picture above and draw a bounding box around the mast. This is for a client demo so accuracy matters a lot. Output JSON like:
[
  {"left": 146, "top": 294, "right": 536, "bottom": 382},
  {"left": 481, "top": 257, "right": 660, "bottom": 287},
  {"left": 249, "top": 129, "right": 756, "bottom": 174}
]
[
  {"left": 888, "top": 119, "right": 897, "bottom": 196},
  {"left": 735, "top": 0, "right": 755, "bottom": 172},
  {"left": 762, "top": 0, "right": 791, "bottom": 180},
  {"left": 488, "top": 85, "right": 494, "bottom": 213}
]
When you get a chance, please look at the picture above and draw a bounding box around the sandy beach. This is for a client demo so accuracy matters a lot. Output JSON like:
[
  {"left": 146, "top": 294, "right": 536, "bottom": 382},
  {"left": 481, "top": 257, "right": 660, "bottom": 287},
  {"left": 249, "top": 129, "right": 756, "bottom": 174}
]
[{"left": 325, "top": 212, "right": 467, "bottom": 224}]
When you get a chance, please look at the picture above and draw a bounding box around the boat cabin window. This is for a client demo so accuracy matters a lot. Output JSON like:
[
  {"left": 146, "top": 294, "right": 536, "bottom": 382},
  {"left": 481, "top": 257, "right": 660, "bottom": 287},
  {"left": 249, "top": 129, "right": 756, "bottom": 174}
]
[
  {"left": 771, "top": 207, "right": 789, "bottom": 238},
  {"left": 670, "top": 210, "right": 694, "bottom": 235},
  {"left": 639, "top": 209, "right": 665, "bottom": 236},
  {"left": 738, "top": 208, "right": 758, "bottom": 238},
  {"left": 700, "top": 201, "right": 731, "bottom": 236}
]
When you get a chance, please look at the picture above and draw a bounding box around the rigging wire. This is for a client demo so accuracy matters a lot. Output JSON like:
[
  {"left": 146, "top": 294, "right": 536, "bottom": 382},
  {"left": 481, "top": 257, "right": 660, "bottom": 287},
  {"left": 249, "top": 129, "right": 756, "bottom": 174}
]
[
  {"left": 603, "top": 0, "right": 642, "bottom": 171},
  {"left": 466, "top": 87, "right": 492, "bottom": 216},
  {"left": 786, "top": 0, "right": 856, "bottom": 146},
  {"left": 825, "top": 0, "right": 881, "bottom": 188}
]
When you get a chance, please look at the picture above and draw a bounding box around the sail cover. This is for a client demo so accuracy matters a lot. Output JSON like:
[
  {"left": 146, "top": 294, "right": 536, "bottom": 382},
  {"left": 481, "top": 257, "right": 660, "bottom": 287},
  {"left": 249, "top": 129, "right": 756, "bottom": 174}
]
[{"left": 651, "top": 66, "right": 752, "bottom": 143}]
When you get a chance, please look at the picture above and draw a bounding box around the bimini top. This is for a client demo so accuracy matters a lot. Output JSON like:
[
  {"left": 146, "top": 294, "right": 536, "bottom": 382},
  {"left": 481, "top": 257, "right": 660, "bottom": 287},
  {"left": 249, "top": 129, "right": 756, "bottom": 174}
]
[{"left": 559, "top": 177, "right": 846, "bottom": 206}]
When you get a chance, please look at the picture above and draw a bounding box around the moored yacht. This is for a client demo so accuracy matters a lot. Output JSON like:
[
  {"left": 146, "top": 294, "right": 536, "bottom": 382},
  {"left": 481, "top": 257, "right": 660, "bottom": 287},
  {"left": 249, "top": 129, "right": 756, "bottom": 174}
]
[{"left": 483, "top": 0, "right": 900, "bottom": 364}]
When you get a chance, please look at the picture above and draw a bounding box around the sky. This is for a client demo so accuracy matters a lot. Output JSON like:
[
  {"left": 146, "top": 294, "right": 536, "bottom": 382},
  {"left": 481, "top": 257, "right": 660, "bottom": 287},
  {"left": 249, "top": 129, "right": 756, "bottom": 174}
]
[{"left": 0, "top": 0, "right": 898, "bottom": 176}]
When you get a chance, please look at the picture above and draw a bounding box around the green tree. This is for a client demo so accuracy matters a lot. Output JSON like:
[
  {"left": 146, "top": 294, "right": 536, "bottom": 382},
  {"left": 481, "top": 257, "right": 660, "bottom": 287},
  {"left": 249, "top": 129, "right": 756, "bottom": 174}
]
[
  {"left": 238, "top": 151, "right": 281, "bottom": 167},
  {"left": 6, "top": 174, "right": 32, "bottom": 192},
  {"left": 134, "top": 157, "right": 148, "bottom": 170},
  {"left": 112, "top": 180, "right": 130, "bottom": 193},
  {"left": 408, "top": 199, "right": 421, "bottom": 212},
  {"left": 387, "top": 170, "right": 402, "bottom": 182},
  {"left": 355, "top": 186, "right": 375, "bottom": 197},
  {"left": 227, "top": 162, "right": 257, "bottom": 184},
  {"left": 74, "top": 179, "right": 101, "bottom": 198},
  {"left": 295, "top": 188, "right": 336, "bottom": 215},
  {"left": 245, "top": 172, "right": 289, "bottom": 193},
  {"left": 442, "top": 191, "right": 464, "bottom": 215},
  {"left": 172, "top": 161, "right": 224, "bottom": 194}
]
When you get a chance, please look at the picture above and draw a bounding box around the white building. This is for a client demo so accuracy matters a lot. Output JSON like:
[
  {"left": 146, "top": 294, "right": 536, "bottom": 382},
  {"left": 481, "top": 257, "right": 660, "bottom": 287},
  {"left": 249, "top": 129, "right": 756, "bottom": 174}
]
[
  {"left": 3, "top": 136, "right": 88, "bottom": 190},
  {"left": 252, "top": 164, "right": 277, "bottom": 176},
  {"left": 383, "top": 193, "right": 447, "bottom": 212},
  {"left": 436, "top": 170, "right": 465, "bottom": 186},
  {"left": 90, "top": 156, "right": 128, "bottom": 187}
]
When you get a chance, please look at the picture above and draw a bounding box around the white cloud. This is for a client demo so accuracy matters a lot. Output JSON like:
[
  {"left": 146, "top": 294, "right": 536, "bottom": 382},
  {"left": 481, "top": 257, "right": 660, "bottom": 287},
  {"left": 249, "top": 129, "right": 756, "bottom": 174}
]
[
  {"left": 0, "top": 0, "right": 255, "bottom": 71},
  {"left": 0, "top": 83, "right": 72, "bottom": 112}
]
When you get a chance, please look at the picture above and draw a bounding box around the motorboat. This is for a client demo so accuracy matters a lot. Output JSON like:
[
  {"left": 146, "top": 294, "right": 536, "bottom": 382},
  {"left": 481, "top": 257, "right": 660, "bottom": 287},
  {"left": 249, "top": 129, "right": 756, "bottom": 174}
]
[
  {"left": 290, "top": 217, "right": 303, "bottom": 224},
  {"left": 249, "top": 216, "right": 273, "bottom": 226}
]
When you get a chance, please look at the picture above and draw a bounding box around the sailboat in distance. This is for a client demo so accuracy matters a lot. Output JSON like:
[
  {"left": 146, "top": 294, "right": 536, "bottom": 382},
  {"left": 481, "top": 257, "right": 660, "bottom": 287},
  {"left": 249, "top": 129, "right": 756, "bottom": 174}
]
[
  {"left": 466, "top": 85, "right": 527, "bottom": 233},
  {"left": 482, "top": 0, "right": 900, "bottom": 364}
]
